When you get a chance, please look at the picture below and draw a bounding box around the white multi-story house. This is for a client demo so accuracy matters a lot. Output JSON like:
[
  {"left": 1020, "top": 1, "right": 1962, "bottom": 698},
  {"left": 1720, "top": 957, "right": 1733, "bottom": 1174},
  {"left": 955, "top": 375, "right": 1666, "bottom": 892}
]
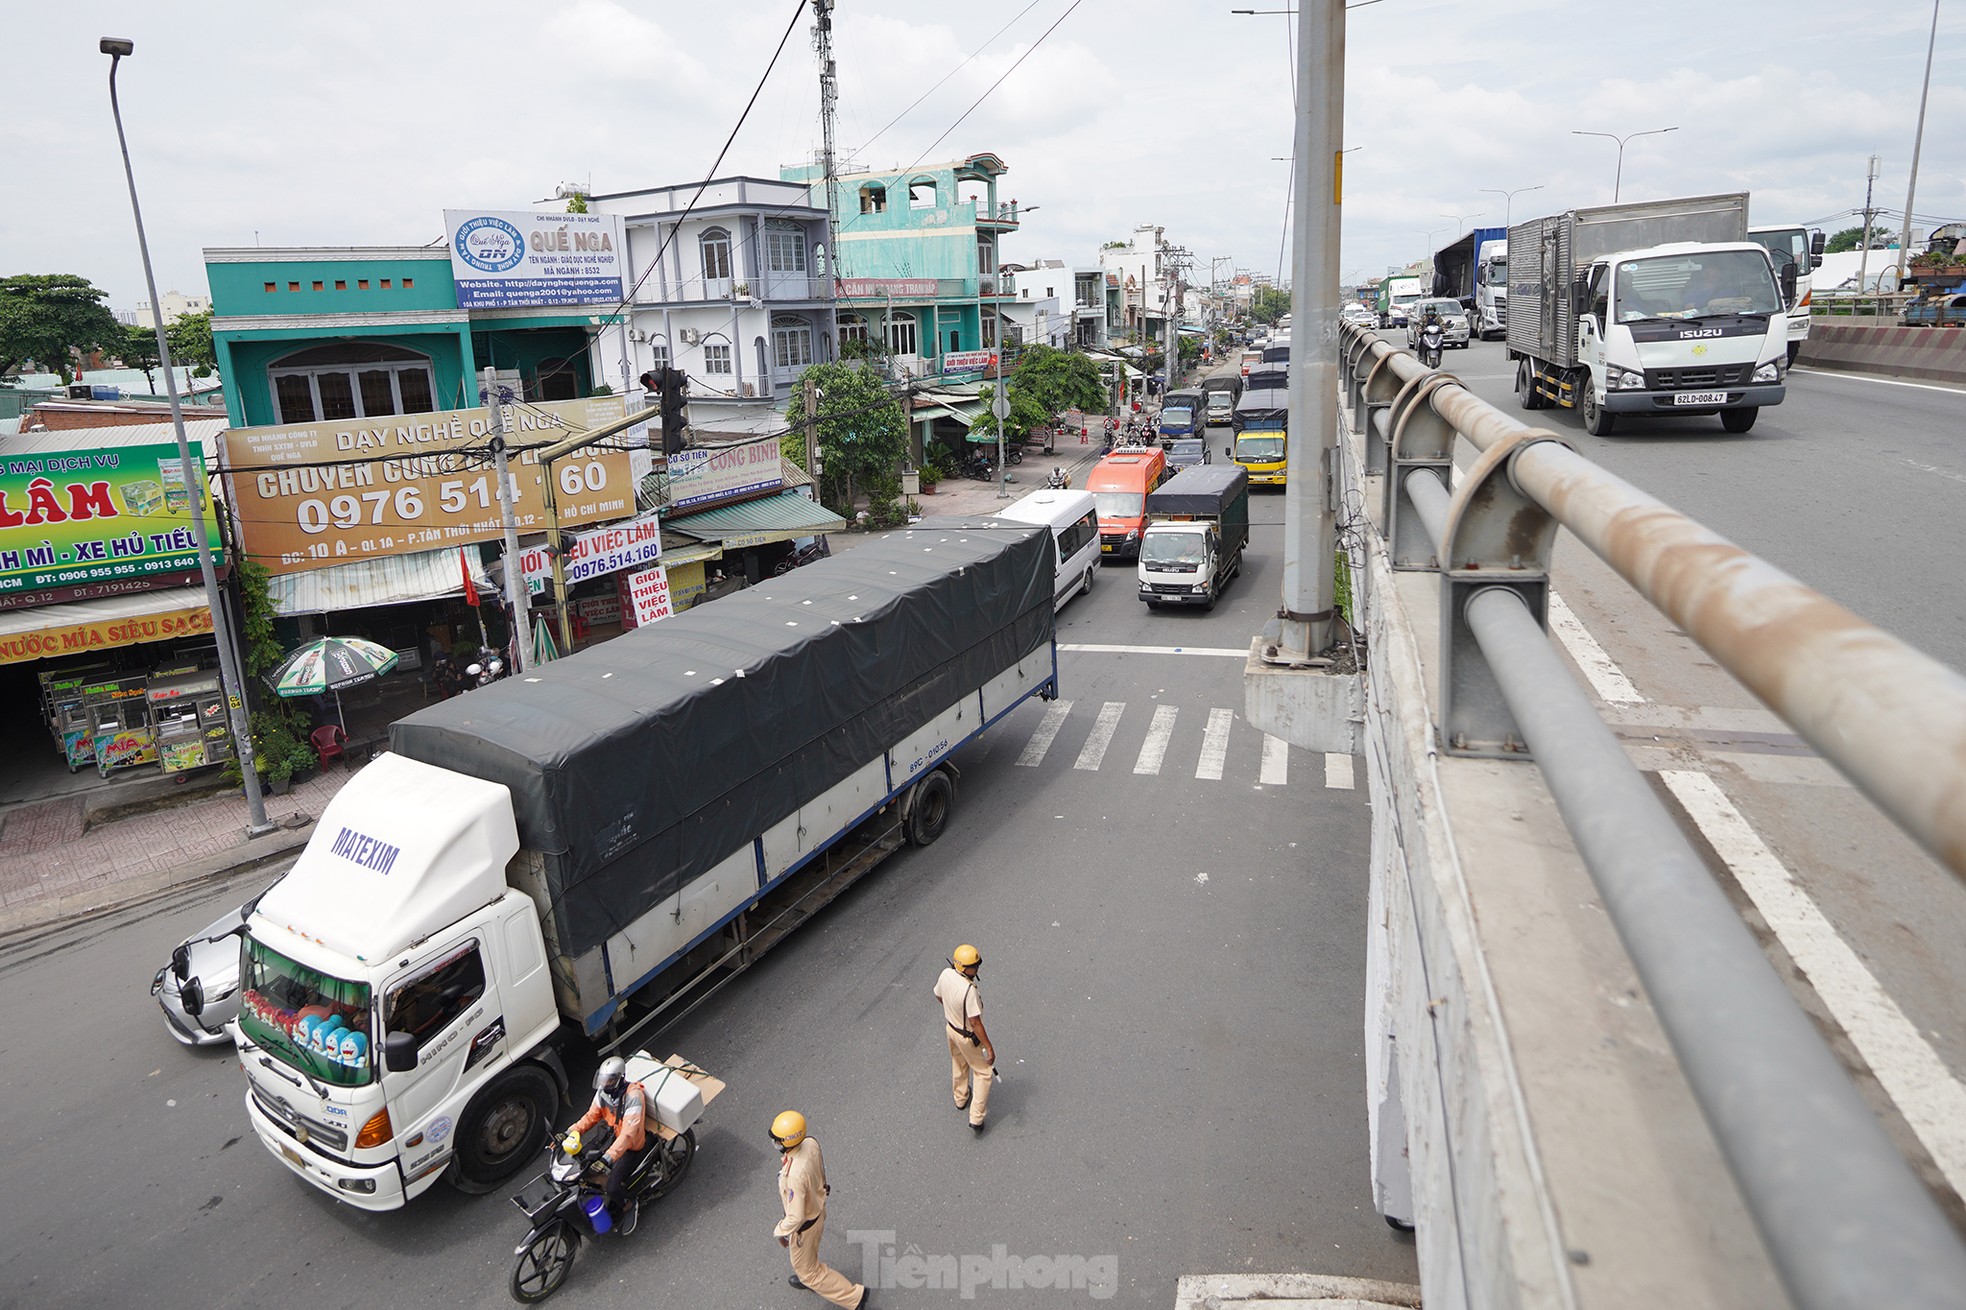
[
  {"left": 1001, "top": 258, "right": 1070, "bottom": 350},
  {"left": 585, "top": 177, "right": 837, "bottom": 410},
  {"left": 1099, "top": 224, "right": 1176, "bottom": 341}
]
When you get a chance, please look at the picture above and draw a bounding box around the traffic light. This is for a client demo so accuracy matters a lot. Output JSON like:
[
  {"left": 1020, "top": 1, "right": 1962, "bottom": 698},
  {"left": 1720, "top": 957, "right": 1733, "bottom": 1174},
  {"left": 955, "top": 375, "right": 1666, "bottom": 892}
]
[{"left": 640, "top": 367, "right": 689, "bottom": 454}]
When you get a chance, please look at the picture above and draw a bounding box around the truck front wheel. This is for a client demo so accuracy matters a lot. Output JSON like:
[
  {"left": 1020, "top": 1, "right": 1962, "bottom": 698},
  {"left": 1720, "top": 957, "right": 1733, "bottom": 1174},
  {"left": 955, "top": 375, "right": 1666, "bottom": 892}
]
[
  {"left": 1581, "top": 389, "right": 1617, "bottom": 436},
  {"left": 1721, "top": 408, "right": 1758, "bottom": 434},
  {"left": 451, "top": 1065, "right": 559, "bottom": 1192}
]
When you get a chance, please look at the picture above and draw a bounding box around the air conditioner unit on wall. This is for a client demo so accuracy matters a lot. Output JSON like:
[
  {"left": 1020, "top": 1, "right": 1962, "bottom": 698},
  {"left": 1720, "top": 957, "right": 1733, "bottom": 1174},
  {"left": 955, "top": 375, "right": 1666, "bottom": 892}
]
[{"left": 680, "top": 328, "right": 701, "bottom": 346}]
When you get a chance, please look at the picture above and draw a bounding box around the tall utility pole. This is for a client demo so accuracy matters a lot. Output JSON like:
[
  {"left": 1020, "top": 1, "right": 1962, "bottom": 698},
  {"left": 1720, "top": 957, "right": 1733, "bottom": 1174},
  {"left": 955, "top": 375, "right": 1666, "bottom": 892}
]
[
  {"left": 102, "top": 37, "right": 272, "bottom": 836},
  {"left": 1897, "top": 0, "right": 1941, "bottom": 281},
  {"left": 812, "top": 0, "right": 842, "bottom": 270},
  {"left": 1858, "top": 154, "right": 1882, "bottom": 296},
  {"left": 1274, "top": 0, "right": 1343, "bottom": 663},
  {"left": 482, "top": 367, "right": 527, "bottom": 675}
]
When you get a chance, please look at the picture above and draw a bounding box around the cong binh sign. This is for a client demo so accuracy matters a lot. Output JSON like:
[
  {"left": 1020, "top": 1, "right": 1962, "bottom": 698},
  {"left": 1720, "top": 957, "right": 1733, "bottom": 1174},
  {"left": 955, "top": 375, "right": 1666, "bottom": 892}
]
[
  {"left": 444, "top": 209, "right": 627, "bottom": 309},
  {"left": 223, "top": 396, "right": 638, "bottom": 576},
  {"left": 667, "top": 437, "right": 783, "bottom": 510},
  {"left": 0, "top": 444, "right": 222, "bottom": 599}
]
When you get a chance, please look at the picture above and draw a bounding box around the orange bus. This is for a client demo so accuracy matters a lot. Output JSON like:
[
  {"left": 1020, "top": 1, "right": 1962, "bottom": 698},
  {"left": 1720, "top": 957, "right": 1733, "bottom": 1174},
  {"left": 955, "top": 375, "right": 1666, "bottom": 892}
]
[{"left": 1085, "top": 446, "right": 1168, "bottom": 562}]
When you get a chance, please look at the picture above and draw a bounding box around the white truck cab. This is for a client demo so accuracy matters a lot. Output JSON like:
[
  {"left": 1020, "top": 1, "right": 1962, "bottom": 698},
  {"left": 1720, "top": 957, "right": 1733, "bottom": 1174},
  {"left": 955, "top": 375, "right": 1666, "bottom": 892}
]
[
  {"left": 1572, "top": 241, "right": 1791, "bottom": 435},
  {"left": 235, "top": 757, "right": 562, "bottom": 1210}
]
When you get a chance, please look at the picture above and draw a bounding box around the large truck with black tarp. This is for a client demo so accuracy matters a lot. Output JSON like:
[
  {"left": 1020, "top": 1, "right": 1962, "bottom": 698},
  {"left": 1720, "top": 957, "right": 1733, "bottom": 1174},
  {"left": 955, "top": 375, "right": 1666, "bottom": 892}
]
[
  {"left": 1507, "top": 191, "right": 1791, "bottom": 435},
  {"left": 1229, "top": 386, "right": 1289, "bottom": 486},
  {"left": 1137, "top": 463, "right": 1250, "bottom": 609},
  {"left": 218, "top": 526, "right": 1056, "bottom": 1211},
  {"left": 1432, "top": 225, "right": 1508, "bottom": 339}
]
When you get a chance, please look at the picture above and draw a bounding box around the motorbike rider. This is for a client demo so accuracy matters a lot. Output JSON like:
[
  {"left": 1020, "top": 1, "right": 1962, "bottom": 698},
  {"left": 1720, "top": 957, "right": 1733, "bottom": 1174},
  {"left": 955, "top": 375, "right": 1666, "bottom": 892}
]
[{"left": 567, "top": 1056, "right": 650, "bottom": 1235}]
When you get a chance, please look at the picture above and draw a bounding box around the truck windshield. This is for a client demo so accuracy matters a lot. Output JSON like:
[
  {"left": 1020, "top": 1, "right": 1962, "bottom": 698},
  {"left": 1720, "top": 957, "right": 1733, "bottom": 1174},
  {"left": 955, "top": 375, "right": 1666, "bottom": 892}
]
[
  {"left": 1142, "top": 531, "right": 1207, "bottom": 567},
  {"left": 1482, "top": 259, "right": 1508, "bottom": 286},
  {"left": 1093, "top": 491, "right": 1144, "bottom": 520},
  {"left": 239, "top": 939, "right": 374, "bottom": 1087},
  {"left": 1614, "top": 251, "right": 1783, "bottom": 321},
  {"left": 1235, "top": 434, "right": 1285, "bottom": 462},
  {"left": 1162, "top": 406, "right": 1196, "bottom": 426}
]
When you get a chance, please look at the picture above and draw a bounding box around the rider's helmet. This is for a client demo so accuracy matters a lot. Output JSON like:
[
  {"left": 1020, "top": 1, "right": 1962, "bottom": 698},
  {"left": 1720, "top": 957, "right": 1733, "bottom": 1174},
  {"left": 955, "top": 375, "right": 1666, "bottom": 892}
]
[
  {"left": 952, "top": 943, "right": 982, "bottom": 975},
  {"left": 770, "top": 1110, "right": 807, "bottom": 1151},
  {"left": 595, "top": 1056, "right": 628, "bottom": 1111}
]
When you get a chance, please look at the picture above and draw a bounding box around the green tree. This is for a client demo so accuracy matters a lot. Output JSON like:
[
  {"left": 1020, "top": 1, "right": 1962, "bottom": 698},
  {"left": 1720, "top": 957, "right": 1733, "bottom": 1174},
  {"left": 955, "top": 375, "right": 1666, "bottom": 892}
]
[
  {"left": 1250, "top": 285, "right": 1292, "bottom": 324},
  {"left": 1823, "top": 225, "right": 1893, "bottom": 254},
  {"left": 0, "top": 274, "right": 123, "bottom": 381},
  {"left": 120, "top": 322, "right": 162, "bottom": 392},
  {"left": 1006, "top": 343, "right": 1105, "bottom": 418},
  {"left": 795, "top": 360, "right": 908, "bottom": 514},
  {"left": 166, "top": 309, "right": 216, "bottom": 377}
]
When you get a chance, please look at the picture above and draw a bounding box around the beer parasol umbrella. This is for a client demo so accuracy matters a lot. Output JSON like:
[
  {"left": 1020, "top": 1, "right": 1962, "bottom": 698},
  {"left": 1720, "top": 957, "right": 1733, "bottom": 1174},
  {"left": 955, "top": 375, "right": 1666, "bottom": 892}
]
[{"left": 265, "top": 636, "right": 400, "bottom": 730}]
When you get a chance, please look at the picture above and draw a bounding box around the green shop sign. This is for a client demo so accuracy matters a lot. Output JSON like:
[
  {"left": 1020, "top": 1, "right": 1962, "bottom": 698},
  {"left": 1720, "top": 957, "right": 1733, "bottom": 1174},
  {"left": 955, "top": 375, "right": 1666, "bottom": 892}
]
[{"left": 0, "top": 444, "right": 222, "bottom": 596}]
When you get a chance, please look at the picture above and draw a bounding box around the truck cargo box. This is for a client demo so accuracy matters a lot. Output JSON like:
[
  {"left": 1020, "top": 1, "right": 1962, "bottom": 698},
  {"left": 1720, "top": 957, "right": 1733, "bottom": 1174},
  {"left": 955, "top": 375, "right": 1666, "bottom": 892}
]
[
  {"left": 391, "top": 524, "right": 1055, "bottom": 961},
  {"left": 1147, "top": 463, "right": 1250, "bottom": 522},
  {"left": 1507, "top": 192, "right": 1749, "bottom": 369}
]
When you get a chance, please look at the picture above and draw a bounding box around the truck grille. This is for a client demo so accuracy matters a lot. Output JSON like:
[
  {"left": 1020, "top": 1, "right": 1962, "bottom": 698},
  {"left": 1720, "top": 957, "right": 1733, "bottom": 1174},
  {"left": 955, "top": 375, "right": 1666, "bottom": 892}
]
[
  {"left": 251, "top": 1083, "right": 351, "bottom": 1156},
  {"left": 1646, "top": 364, "right": 1750, "bottom": 389},
  {"left": 1148, "top": 582, "right": 1194, "bottom": 594}
]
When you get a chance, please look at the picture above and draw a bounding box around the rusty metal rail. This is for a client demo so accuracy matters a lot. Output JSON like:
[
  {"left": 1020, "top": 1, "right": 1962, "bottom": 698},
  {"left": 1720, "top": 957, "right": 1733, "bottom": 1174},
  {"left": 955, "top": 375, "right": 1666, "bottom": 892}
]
[{"left": 1336, "top": 320, "right": 1966, "bottom": 1308}]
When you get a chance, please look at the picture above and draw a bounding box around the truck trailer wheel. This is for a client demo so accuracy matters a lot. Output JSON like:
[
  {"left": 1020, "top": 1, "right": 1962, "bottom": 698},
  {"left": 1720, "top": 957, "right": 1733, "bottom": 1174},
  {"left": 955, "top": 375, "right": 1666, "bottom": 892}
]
[
  {"left": 906, "top": 769, "right": 954, "bottom": 846},
  {"left": 1516, "top": 360, "right": 1546, "bottom": 410},
  {"left": 1721, "top": 407, "right": 1758, "bottom": 433},
  {"left": 451, "top": 1064, "right": 559, "bottom": 1192}
]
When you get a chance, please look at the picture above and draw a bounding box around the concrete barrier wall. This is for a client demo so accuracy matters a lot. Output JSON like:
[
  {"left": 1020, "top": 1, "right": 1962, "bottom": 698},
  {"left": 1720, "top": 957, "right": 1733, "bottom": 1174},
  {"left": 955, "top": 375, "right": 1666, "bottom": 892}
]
[{"left": 1799, "top": 322, "right": 1966, "bottom": 384}]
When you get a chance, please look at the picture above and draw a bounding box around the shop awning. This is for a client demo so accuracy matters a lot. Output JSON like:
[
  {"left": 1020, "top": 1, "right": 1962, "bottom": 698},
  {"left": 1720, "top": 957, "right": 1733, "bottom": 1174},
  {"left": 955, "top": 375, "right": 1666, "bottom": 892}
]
[
  {"left": 659, "top": 532, "right": 724, "bottom": 568},
  {"left": 0, "top": 586, "right": 217, "bottom": 666},
  {"left": 268, "top": 546, "right": 491, "bottom": 616},
  {"left": 916, "top": 398, "right": 988, "bottom": 429},
  {"left": 664, "top": 493, "right": 847, "bottom": 550}
]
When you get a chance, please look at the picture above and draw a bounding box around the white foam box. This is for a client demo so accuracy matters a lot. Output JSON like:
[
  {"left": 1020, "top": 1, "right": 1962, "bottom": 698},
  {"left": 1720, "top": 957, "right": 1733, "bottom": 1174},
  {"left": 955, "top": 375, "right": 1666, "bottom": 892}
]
[{"left": 623, "top": 1051, "right": 710, "bottom": 1132}]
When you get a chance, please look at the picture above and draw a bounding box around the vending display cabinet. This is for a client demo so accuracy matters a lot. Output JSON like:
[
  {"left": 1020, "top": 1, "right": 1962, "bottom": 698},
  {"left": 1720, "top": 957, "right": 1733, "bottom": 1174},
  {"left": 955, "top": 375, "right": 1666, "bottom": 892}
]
[{"left": 83, "top": 676, "right": 156, "bottom": 777}]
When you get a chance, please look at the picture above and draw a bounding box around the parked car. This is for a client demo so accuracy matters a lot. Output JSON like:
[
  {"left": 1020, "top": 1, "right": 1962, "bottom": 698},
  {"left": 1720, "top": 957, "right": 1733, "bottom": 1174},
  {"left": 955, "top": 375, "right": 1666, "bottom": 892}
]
[
  {"left": 1405, "top": 298, "right": 1471, "bottom": 350},
  {"left": 1341, "top": 303, "right": 1374, "bottom": 326},
  {"left": 151, "top": 891, "right": 268, "bottom": 1045}
]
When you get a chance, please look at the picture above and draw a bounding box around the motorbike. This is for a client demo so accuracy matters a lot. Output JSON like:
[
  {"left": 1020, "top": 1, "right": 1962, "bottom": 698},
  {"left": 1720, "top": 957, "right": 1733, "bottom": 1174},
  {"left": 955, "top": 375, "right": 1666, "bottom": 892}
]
[
  {"left": 962, "top": 452, "right": 996, "bottom": 481},
  {"left": 509, "top": 1122, "right": 698, "bottom": 1302},
  {"left": 1418, "top": 319, "right": 1445, "bottom": 369},
  {"left": 772, "top": 538, "right": 830, "bottom": 575},
  {"left": 463, "top": 645, "right": 509, "bottom": 689},
  {"left": 1044, "top": 467, "right": 1070, "bottom": 489}
]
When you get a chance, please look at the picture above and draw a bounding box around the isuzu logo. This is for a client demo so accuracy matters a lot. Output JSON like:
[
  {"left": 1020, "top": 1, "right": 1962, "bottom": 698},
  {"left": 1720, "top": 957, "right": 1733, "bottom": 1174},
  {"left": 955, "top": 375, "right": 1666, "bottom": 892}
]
[{"left": 1679, "top": 328, "right": 1723, "bottom": 339}]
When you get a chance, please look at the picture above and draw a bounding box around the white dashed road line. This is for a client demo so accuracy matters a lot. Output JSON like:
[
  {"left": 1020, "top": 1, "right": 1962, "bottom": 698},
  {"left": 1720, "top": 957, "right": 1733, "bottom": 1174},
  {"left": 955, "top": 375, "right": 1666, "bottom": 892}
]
[
  {"left": 1324, "top": 754, "right": 1355, "bottom": 790},
  {"left": 1260, "top": 734, "right": 1290, "bottom": 786},
  {"left": 1134, "top": 705, "right": 1179, "bottom": 776},
  {"left": 1547, "top": 591, "right": 1646, "bottom": 705},
  {"left": 1074, "top": 702, "right": 1125, "bottom": 771},
  {"left": 1195, "top": 708, "right": 1233, "bottom": 781}
]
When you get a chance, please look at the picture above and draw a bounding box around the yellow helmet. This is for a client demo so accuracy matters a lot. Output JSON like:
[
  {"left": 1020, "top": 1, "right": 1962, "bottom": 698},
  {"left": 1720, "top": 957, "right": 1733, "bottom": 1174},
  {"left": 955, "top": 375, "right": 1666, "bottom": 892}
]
[
  {"left": 952, "top": 944, "right": 981, "bottom": 970},
  {"left": 770, "top": 1110, "right": 807, "bottom": 1150}
]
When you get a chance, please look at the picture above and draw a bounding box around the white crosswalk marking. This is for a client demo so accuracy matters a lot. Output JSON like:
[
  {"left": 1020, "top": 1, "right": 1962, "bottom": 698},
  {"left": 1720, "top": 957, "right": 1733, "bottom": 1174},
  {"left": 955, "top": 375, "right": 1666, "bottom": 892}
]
[
  {"left": 1196, "top": 708, "right": 1234, "bottom": 780},
  {"left": 1133, "top": 705, "right": 1179, "bottom": 775},
  {"left": 1015, "top": 700, "right": 1073, "bottom": 767},
  {"left": 1075, "top": 702, "right": 1126, "bottom": 771},
  {"left": 1324, "top": 754, "right": 1355, "bottom": 789},
  {"left": 1261, "top": 734, "right": 1290, "bottom": 786}
]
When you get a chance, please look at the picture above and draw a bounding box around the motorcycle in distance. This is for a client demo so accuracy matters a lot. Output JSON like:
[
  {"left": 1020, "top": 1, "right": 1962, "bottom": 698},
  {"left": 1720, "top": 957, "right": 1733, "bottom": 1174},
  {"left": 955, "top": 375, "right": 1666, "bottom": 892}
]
[
  {"left": 463, "top": 645, "right": 508, "bottom": 689},
  {"left": 509, "top": 1115, "right": 699, "bottom": 1302},
  {"left": 962, "top": 451, "right": 996, "bottom": 481},
  {"left": 1044, "top": 466, "right": 1070, "bottom": 489},
  {"left": 1417, "top": 317, "right": 1445, "bottom": 369}
]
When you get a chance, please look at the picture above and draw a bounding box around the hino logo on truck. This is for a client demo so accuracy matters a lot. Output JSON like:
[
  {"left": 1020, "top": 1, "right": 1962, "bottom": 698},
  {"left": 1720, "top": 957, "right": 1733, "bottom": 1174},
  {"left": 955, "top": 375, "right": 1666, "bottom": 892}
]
[
  {"left": 329, "top": 826, "right": 402, "bottom": 875},
  {"left": 1678, "top": 328, "right": 1724, "bottom": 339}
]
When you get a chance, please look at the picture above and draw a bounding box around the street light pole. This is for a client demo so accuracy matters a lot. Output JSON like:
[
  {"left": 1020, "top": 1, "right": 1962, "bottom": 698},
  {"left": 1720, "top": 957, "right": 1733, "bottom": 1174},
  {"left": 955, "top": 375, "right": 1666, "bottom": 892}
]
[
  {"left": 1896, "top": 0, "right": 1941, "bottom": 280},
  {"left": 1572, "top": 127, "right": 1678, "bottom": 202},
  {"left": 101, "top": 37, "right": 274, "bottom": 838},
  {"left": 1478, "top": 184, "right": 1544, "bottom": 228},
  {"left": 1440, "top": 211, "right": 1485, "bottom": 236}
]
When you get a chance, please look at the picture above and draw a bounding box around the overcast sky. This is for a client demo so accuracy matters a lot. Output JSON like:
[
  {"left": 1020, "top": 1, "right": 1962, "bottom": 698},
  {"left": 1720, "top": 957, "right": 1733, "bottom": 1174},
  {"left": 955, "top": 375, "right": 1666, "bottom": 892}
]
[{"left": 6, "top": 0, "right": 1962, "bottom": 309}]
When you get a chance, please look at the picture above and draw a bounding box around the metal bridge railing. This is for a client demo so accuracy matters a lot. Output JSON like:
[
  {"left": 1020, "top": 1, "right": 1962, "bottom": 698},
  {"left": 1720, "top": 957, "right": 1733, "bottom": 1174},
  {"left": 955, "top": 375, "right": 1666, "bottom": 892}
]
[{"left": 1336, "top": 320, "right": 1966, "bottom": 1309}]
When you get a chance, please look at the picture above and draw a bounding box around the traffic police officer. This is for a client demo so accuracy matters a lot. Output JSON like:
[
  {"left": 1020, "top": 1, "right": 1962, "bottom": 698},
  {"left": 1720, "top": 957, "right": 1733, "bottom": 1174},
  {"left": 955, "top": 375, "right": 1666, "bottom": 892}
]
[
  {"left": 770, "top": 1111, "right": 868, "bottom": 1308},
  {"left": 933, "top": 944, "right": 995, "bottom": 1130}
]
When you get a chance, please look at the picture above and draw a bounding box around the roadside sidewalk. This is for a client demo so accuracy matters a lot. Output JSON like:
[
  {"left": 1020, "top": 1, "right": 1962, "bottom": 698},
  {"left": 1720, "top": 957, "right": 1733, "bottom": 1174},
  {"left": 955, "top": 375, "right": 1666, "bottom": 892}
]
[{"left": 0, "top": 766, "right": 353, "bottom": 940}]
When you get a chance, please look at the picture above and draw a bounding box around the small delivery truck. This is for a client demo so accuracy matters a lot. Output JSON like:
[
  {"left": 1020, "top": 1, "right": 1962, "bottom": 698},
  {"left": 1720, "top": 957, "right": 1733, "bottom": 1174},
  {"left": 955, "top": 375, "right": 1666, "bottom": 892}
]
[
  {"left": 216, "top": 526, "right": 1057, "bottom": 1210},
  {"left": 1137, "top": 463, "right": 1250, "bottom": 609}
]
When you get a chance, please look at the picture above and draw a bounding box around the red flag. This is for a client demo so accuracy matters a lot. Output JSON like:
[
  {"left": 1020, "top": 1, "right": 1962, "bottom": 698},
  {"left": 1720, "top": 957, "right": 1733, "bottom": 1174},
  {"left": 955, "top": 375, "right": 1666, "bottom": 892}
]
[{"left": 460, "top": 548, "right": 480, "bottom": 606}]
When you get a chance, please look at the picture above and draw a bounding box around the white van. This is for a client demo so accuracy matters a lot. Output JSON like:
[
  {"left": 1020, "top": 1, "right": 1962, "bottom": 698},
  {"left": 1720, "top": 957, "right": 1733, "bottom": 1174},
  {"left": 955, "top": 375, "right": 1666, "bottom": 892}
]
[{"left": 996, "top": 488, "right": 1101, "bottom": 610}]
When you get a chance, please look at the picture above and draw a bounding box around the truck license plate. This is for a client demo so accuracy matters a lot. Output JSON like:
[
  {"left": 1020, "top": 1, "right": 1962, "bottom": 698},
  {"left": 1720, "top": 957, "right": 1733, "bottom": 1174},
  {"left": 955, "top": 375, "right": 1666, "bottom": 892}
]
[
  {"left": 281, "top": 1144, "right": 305, "bottom": 1170},
  {"left": 1100, "top": 543, "right": 1113, "bottom": 553},
  {"left": 1674, "top": 391, "right": 1727, "bottom": 406}
]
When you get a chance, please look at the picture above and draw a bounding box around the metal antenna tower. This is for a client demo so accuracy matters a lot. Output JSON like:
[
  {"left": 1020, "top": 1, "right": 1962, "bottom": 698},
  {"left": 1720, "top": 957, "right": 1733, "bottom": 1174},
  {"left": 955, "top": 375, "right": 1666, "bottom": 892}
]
[{"left": 813, "top": 0, "right": 842, "bottom": 272}]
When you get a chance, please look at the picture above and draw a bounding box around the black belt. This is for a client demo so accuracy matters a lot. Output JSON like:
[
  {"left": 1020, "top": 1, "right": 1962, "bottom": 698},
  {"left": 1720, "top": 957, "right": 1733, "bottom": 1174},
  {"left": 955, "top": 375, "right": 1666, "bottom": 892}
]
[
  {"left": 798, "top": 1216, "right": 819, "bottom": 1234},
  {"left": 947, "top": 1021, "right": 978, "bottom": 1043}
]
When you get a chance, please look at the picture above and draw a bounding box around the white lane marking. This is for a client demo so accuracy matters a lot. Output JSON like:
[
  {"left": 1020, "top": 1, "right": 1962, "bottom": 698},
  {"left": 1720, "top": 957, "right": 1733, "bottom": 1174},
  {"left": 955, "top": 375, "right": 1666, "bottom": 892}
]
[
  {"left": 1661, "top": 770, "right": 1966, "bottom": 1201},
  {"left": 1015, "top": 700, "right": 1072, "bottom": 767},
  {"left": 1075, "top": 702, "right": 1125, "bottom": 771},
  {"left": 1324, "top": 754, "right": 1356, "bottom": 789},
  {"left": 1134, "top": 705, "right": 1179, "bottom": 775},
  {"left": 1260, "top": 734, "right": 1290, "bottom": 786},
  {"left": 1789, "top": 366, "right": 1966, "bottom": 396},
  {"left": 1547, "top": 591, "right": 1647, "bottom": 705},
  {"left": 1196, "top": 708, "right": 1233, "bottom": 780},
  {"left": 1060, "top": 643, "right": 1249, "bottom": 658},
  {"left": 1900, "top": 458, "right": 1966, "bottom": 486}
]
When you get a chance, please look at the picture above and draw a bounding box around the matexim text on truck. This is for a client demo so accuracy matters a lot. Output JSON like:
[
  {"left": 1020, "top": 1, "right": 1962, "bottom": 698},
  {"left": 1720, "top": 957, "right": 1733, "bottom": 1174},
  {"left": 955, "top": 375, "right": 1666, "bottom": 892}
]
[
  {"left": 220, "top": 525, "right": 1057, "bottom": 1210},
  {"left": 1507, "top": 192, "right": 1793, "bottom": 436}
]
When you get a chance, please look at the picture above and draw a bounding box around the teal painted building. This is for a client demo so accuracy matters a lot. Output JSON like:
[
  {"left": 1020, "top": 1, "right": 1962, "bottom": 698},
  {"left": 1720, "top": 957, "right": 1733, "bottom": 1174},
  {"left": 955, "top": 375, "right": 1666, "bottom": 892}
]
[
  {"left": 780, "top": 153, "right": 1019, "bottom": 377},
  {"left": 204, "top": 247, "right": 602, "bottom": 429}
]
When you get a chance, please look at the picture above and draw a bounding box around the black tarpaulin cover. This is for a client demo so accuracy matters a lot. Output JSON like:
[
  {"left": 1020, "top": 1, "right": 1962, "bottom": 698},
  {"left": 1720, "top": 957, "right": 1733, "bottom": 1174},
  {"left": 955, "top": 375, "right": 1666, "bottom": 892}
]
[{"left": 390, "top": 521, "right": 1054, "bottom": 959}]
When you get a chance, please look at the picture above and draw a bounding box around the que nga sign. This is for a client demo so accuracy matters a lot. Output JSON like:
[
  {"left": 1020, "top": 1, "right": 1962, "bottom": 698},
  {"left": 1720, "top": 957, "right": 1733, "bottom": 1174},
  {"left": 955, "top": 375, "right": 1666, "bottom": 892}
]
[
  {"left": 223, "top": 396, "right": 637, "bottom": 576},
  {"left": 445, "top": 209, "right": 627, "bottom": 310},
  {"left": 0, "top": 444, "right": 222, "bottom": 598}
]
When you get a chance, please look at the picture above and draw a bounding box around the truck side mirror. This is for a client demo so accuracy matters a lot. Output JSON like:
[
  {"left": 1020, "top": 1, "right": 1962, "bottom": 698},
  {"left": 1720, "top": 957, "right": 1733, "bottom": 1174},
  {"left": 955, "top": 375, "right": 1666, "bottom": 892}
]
[
  {"left": 1781, "top": 265, "right": 1798, "bottom": 302},
  {"left": 383, "top": 1030, "right": 420, "bottom": 1073},
  {"left": 1810, "top": 230, "right": 1827, "bottom": 258}
]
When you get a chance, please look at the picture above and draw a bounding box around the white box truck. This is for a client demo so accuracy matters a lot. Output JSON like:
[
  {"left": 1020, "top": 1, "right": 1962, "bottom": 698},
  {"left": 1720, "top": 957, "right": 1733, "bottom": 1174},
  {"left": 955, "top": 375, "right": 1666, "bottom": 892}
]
[
  {"left": 1507, "top": 192, "right": 1793, "bottom": 435},
  {"left": 218, "top": 526, "right": 1057, "bottom": 1210},
  {"left": 1137, "top": 464, "right": 1249, "bottom": 609}
]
